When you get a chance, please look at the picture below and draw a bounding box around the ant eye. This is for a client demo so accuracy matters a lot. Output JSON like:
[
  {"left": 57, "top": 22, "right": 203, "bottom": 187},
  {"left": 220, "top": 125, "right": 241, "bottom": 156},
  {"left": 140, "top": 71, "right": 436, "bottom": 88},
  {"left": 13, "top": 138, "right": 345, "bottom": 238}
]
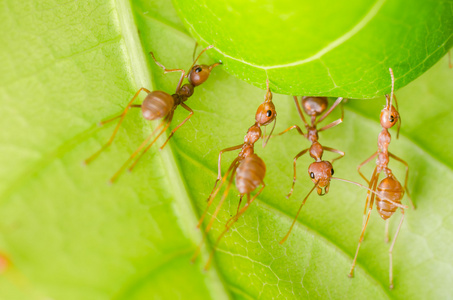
[
  {"left": 331, "top": 168, "right": 334, "bottom": 175},
  {"left": 310, "top": 172, "right": 315, "bottom": 179},
  {"left": 389, "top": 115, "right": 395, "bottom": 123},
  {"left": 266, "top": 110, "right": 272, "bottom": 117},
  {"left": 195, "top": 67, "right": 202, "bottom": 73}
]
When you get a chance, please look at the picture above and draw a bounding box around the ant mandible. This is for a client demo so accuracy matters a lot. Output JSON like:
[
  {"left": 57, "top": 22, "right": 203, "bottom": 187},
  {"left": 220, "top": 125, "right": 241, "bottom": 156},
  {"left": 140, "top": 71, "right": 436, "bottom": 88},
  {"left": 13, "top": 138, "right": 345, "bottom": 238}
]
[
  {"left": 84, "top": 45, "right": 221, "bottom": 183},
  {"left": 278, "top": 95, "right": 406, "bottom": 245},
  {"left": 192, "top": 80, "right": 277, "bottom": 270},
  {"left": 349, "top": 68, "right": 414, "bottom": 289}
]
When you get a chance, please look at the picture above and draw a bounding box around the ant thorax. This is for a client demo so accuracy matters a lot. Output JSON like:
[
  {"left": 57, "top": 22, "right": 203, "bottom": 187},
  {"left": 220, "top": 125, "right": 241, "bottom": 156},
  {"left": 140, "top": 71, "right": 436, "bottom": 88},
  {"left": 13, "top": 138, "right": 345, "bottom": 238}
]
[
  {"left": 307, "top": 126, "right": 319, "bottom": 143},
  {"left": 377, "top": 129, "right": 391, "bottom": 153},
  {"left": 309, "top": 141, "right": 323, "bottom": 161},
  {"left": 244, "top": 124, "right": 261, "bottom": 144}
]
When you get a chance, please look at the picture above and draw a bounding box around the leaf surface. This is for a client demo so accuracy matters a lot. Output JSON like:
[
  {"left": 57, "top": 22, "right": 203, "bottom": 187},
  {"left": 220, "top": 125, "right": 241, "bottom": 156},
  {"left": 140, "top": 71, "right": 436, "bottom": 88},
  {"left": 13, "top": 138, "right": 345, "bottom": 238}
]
[{"left": 0, "top": 0, "right": 452, "bottom": 299}]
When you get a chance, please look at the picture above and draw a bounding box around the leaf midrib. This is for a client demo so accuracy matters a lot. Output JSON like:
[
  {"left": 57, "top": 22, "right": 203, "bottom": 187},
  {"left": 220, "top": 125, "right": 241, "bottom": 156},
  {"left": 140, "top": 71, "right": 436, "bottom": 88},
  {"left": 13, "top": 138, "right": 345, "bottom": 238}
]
[{"left": 117, "top": 0, "right": 231, "bottom": 299}]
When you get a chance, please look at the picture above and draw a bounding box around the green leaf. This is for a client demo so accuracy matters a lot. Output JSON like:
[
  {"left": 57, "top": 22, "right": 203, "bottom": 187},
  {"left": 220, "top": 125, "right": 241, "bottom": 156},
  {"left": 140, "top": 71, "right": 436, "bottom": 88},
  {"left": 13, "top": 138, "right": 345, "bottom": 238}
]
[
  {"left": 0, "top": 0, "right": 452, "bottom": 299},
  {"left": 172, "top": 0, "right": 453, "bottom": 98}
]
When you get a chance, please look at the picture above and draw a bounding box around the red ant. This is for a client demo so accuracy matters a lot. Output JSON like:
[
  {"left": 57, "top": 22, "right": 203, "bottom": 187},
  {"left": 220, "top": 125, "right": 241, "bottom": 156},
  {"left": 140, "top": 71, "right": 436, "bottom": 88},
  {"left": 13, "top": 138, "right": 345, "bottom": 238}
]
[
  {"left": 84, "top": 46, "right": 221, "bottom": 183},
  {"left": 278, "top": 96, "right": 406, "bottom": 245},
  {"left": 191, "top": 80, "right": 277, "bottom": 270},
  {"left": 349, "top": 68, "right": 414, "bottom": 289}
]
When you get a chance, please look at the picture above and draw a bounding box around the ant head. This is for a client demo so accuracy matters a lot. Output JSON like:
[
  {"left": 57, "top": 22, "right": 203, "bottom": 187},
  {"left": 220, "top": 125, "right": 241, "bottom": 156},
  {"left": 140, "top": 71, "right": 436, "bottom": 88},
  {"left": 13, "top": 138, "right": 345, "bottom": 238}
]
[
  {"left": 255, "top": 101, "right": 276, "bottom": 126},
  {"left": 255, "top": 79, "right": 277, "bottom": 126},
  {"left": 380, "top": 101, "right": 399, "bottom": 129},
  {"left": 188, "top": 65, "right": 213, "bottom": 86},
  {"left": 302, "top": 97, "right": 328, "bottom": 116},
  {"left": 179, "top": 83, "right": 194, "bottom": 98},
  {"left": 308, "top": 161, "right": 334, "bottom": 196}
]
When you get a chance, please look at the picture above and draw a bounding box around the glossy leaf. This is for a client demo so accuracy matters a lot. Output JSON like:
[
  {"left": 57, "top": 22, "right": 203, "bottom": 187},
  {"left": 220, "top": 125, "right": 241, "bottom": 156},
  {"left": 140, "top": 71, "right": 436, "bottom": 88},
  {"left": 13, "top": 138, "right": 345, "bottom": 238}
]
[
  {"left": 173, "top": 0, "right": 453, "bottom": 98},
  {"left": 0, "top": 0, "right": 452, "bottom": 299}
]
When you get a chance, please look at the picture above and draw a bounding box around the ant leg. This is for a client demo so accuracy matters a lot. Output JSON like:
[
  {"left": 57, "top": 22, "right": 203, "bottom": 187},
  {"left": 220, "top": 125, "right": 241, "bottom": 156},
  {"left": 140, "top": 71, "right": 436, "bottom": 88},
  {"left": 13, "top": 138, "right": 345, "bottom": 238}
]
[
  {"left": 280, "top": 183, "right": 317, "bottom": 244},
  {"left": 84, "top": 88, "right": 151, "bottom": 165},
  {"left": 322, "top": 146, "right": 345, "bottom": 164},
  {"left": 287, "top": 148, "right": 310, "bottom": 198},
  {"left": 149, "top": 52, "right": 186, "bottom": 92},
  {"left": 389, "top": 209, "right": 405, "bottom": 289},
  {"left": 128, "top": 111, "right": 175, "bottom": 173},
  {"left": 225, "top": 194, "right": 244, "bottom": 228},
  {"left": 205, "top": 167, "right": 238, "bottom": 232},
  {"left": 358, "top": 152, "right": 378, "bottom": 184},
  {"left": 385, "top": 219, "right": 390, "bottom": 243},
  {"left": 316, "top": 97, "right": 344, "bottom": 124},
  {"left": 389, "top": 152, "right": 415, "bottom": 209},
  {"left": 362, "top": 168, "right": 378, "bottom": 227},
  {"left": 277, "top": 125, "right": 305, "bottom": 137},
  {"left": 197, "top": 158, "right": 239, "bottom": 228},
  {"left": 204, "top": 145, "right": 242, "bottom": 211},
  {"left": 205, "top": 184, "right": 265, "bottom": 270},
  {"left": 110, "top": 113, "right": 173, "bottom": 183},
  {"left": 349, "top": 206, "right": 373, "bottom": 278},
  {"left": 159, "top": 103, "right": 194, "bottom": 150},
  {"left": 98, "top": 104, "right": 142, "bottom": 126},
  {"left": 293, "top": 96, "right": 309, "bottom": 126}
]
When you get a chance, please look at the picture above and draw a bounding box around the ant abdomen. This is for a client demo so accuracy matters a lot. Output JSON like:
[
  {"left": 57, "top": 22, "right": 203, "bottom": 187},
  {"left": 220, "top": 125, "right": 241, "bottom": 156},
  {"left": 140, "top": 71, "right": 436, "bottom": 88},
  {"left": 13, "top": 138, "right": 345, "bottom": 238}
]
[
  {"left": 141, "top": 91, "right": 174, "bottom": 120},
  {"left": 302, "top": 97, "right": 328, "bottom": 116},
  {"left": 236, "top": 154, "right": 266, "bottom": 194},
  {"left": 376, "top": 176, "right": 404, "bottom": 220}
]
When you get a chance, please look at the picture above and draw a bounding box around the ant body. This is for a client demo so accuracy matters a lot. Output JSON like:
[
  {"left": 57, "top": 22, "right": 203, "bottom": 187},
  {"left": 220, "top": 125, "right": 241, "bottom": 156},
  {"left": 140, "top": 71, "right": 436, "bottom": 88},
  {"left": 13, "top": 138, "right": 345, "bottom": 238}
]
[
  {"left": 84, "top": 46, "right": 221, "bottom": 183},
  {"left": 278, "top": 96, "right": 406, "bottom": 245},
  {"left": 349, "top": 68, "right": 414, "bottom": 289},
  {"left": 192, "top": 80, "right": 277, "bottom": 270}
]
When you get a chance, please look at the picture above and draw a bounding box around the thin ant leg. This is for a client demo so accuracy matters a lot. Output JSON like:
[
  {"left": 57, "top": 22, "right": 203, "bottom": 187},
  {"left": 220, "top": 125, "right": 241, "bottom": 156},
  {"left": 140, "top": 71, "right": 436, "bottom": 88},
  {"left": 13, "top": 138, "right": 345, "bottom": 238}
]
[
  {"left": 349, "top": 205, "right": 373, "bottom": 278},
  {"left": 357, "top": 152, "right": 378, "bottom": 184},
  {"left": 150, "top": 52, "right": 186, "bottom": 92},
  {"left": 293, "top": 96, "right": 309, "bottom": 126},
  {"left": 206, "top": 145, "right": 243, "bottom": 204},
  {"left": 127, "top": 111, "right": 175, "bottom": 173},
  {"left": 225, "top": 195, "right": 244, "bottom": 228},
  {"left": 287, "top": 148, "right": 310, "bottom": 198},
  {"left": 316, "top": 97, "right": 344, "bottom": 125},
  {"left": 389, "top": 209, "right": 405, "bottom": 289},
  {"left": 322, "top": 146, "right": 345, "bottom": 164},
  {"left": 98, "top": 105, "right": 142, "bottom": 126},
  {"left": 389, "top": 152, "right": 415, "bottom": 209},
  {"left": 205, "top": 167, "right": 238, "bottom": 232},
  {"left": 197, "top": 158, "right": 239, "bottom": 228},
  {"left": 280, "top": 183, "right": 317, "bottom": 244},
  {"left": 277, "top": 125, "right": 305, "bottom": 137},
  {"left": 84, "top": 88, "right": 151, "bottom": 165},
  {"left": 159, "top": 103, "right": 194, "bottom": 150},
  {"left": 204, "top": 184, "right": 265, "bottom": 270},
  {"left": 362, "top": 168, "right": 378, "bottom": 226},
  {"left": 385, "top": 219, "right": 390, "bottom": 243},
  {"left": 110, "top": 113, "right": 173, "bottom": 183}
]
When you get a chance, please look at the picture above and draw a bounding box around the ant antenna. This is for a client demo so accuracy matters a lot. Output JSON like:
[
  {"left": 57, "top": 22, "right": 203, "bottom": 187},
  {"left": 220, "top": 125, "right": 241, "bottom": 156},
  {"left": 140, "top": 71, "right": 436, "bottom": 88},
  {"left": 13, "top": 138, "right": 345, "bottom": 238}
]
[
  {"left": 192, "top": 42, "right": 199, "bottom": 61},
  {"left": 330, "top": 177, "right": 407, "bottom": 209},
  {"left": 262, "top": 117, "right": 277, "bottom": 148},
  {"left": 388, "top": 68, "right": 395, "bottom": 112},
  {"left": 188, "top": 45, "right": 214, "bottom": 72},
  {"left": 280, "top": 182, "right": 318, "bottom": 244}
]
